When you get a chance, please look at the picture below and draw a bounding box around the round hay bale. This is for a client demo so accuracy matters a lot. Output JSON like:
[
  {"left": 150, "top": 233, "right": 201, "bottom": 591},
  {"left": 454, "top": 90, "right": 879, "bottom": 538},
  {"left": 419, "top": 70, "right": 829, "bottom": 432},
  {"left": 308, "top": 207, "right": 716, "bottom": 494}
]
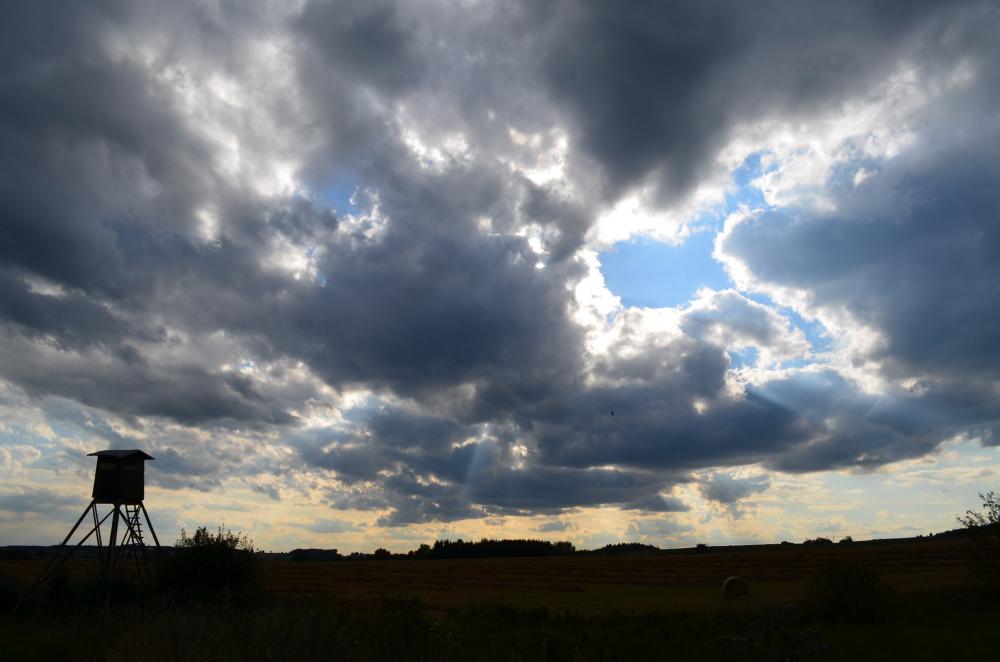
[{"left": 722, "top": 576, "right": 749, "bottom": 600}]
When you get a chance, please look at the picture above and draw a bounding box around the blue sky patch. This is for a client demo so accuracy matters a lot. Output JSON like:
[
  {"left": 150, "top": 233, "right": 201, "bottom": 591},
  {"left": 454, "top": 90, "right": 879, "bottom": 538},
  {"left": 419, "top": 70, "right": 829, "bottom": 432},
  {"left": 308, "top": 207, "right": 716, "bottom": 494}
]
[
  {"left": 311, "top": 170, "right": 362, "bottom": 214},
  {"left": 726, "top": 151, "right": 772, "bottom": 209},
  {"left": 600, "top": 153, "right": 774, "bottom": 309},
  {"left": 729, "top": 346, "right": 759, "bottom": 369},
  {"left": 599, "top": 231, "right": 731, "bottom": 308}
]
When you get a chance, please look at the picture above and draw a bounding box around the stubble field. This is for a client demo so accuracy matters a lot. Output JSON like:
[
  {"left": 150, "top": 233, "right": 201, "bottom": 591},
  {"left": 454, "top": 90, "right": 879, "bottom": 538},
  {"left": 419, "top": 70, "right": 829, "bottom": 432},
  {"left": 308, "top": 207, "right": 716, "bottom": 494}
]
[
  {"left": 4, "top": 536, "right": 999, "bottom": 661},
  {"left": 259, "top": 538, "right": 979, "bottom": 613},
  {"left": 2, "top": 536, "right": 979, "bottom": 614}
]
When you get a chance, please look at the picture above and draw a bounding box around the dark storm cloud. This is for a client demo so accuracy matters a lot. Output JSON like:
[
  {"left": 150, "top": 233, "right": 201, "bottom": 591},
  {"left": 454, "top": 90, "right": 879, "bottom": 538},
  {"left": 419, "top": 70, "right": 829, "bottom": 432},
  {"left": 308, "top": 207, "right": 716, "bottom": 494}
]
[
  {"left": 370, "top": 461, "right": 683, "bottom": 527},
  {"left": 716, "top": 24, "right": 1000, "bottom": 455},
  {"left": 0, "top": 5, "right": 587, "bottom": 426},
  {"left": 622, "top": 495, "right": 690, "bottom": 513},
  {"left": 626, "top": 518, "right": 692, "bottom": 539},
  {"left": 536, "top": 519, "right": 573, "bottom": 532},
  {"left": 296, "top": 0, "right": 423, "bottom": 94},
  {"left": 0, "top": 0, "right": 319, "bottom": 424},
  {"left": 721, "top": 129, "right": 1000, "bottom": 383},
  {"left": 0, "top": 0, "right": 582, "bottom": 427},
  {"left": 518, "top": 311, "right": 806, "bottom": 472},
  {"left": 0, "top": 487, "right": 79, "bottom": 516},
  {"left": 2, "top": 0, "right": 999, "bottom": 529},
  {"left": 754, "top": 377, "right": 930, "bottom": 472},
  {"left": 501, "top": 290, "right": 975, "bottom": 475},
  {"left": 375, "top": 473, "right": 485, "bottom": 526},
  {"left": 0, "top": 1, "right": 222, "bottom": 299},
  {"left": 526, "top": 364, "right": 953, "bottom": 475},
  {"left": 698, "top": 472, "right": 770, "bottom": 505},
  {"left": 297, "top": 406, "right": 471, "bottom": 484},
  {"left": 297, "top": 405, "right": 684, "bottom": 525},
  {"left": 278, "top": 209, "right": 586, "bottom": 405},
  {"left": 149, "top": 447, "right": 224, "bottom": 491},
  {"left": 535, "top": 0, "right": 964, "bottom": 201},
  {"left": 29, "top": 397, "right": 262, "bottom": 492},
  {"left": 39, "top": 398, "right": 136, "bottom": 449},
  {"left": 463, "top": 464, "right": 674, "bottom": 514},
  {"left": 0, "top": 270, "right": 156, "bottom": 352},
  {"left": 0, "top": 335, "right": 297, "bottom": 426}
]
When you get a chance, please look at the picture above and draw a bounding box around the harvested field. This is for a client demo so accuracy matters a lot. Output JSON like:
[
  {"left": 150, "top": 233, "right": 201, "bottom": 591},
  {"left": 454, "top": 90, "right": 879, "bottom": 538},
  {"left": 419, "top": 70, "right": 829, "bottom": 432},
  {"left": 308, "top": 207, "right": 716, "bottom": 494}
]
[
  {"left": 1, "top": 537, "right": 995, "bottom": 662},
  {"left": 0, "top": 539, "right": 976, "bottom": 614},
  {"left": 4, "top": 536, "right": 976, "bottom": 614},
  {"left": 258, "top": 538, "right": 980, "bottom": 613}
]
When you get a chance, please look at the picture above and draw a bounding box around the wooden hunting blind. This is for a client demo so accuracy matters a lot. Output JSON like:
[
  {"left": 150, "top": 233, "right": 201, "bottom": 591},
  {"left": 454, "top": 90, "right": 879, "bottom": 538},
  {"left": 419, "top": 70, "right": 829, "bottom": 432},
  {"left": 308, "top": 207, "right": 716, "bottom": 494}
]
[
  {"left": 13, "top": 449, "right": 162, "bottom": 612},
  {"left": 89, "top": 449, "right": 153, "bottom": 503}
]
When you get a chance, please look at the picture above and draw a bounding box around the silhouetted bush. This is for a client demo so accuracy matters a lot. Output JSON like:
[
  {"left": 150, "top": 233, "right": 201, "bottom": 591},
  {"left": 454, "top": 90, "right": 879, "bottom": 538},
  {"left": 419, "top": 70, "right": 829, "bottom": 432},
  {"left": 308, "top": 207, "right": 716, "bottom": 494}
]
[
  {"left": 806, "top": 563, "right": 891, "bottom": 623},
  {"left": 373, "top": 548, "right": 392, "bottom": 560},
  {"left": 156, "top": 526, "right": 267, "bottom": 605},
  {"left": 802, "top": 537, "right": 834, "bottom": 547},
  {"left": 695, "top": 543, "right": 709, "bottom": 554},
  {"left": 958, "top": 491, "right": 1000, "bottom": 586},
  {"left": 838, "top": 536, "right": 854, "bottom": 544}
]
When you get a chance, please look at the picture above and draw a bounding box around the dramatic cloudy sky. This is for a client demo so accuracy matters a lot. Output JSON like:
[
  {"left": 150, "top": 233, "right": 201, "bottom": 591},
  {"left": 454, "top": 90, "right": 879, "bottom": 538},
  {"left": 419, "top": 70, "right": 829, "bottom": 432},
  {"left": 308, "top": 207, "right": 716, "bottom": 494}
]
[{"left": 3, "top": 0, "right": 1000, "bottom": 551}]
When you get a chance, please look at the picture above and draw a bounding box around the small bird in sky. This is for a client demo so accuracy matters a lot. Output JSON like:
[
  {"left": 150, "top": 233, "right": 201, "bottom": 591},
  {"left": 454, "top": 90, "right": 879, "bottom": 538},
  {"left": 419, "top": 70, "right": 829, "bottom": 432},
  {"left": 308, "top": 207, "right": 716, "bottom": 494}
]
[{"left": 610, "top": 410, "right": 614, "bottom": 416}]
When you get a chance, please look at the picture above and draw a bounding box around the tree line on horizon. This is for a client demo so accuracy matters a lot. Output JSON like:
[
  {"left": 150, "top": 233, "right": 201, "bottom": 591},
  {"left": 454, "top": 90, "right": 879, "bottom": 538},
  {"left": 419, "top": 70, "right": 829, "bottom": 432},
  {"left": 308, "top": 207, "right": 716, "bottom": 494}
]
[
  {"left": 290, "top": 537, "right": 577, "bottom": 562},
  {"left": 280, "top": 524, "right": 990, "bottom": 562}
]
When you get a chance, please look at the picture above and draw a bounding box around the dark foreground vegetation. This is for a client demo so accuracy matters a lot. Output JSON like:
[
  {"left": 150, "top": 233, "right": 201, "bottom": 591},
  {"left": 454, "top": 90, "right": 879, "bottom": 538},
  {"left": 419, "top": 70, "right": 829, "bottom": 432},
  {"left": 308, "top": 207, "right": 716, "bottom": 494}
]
[
  {"left": 2, "top": 565, "right": 998, "bottom": 661},
  {"left": 2, "top": 495, "right": 998, "bottom": 661},
  {"left": 3, "top": 548, "right": 999, "bottom": 660}
]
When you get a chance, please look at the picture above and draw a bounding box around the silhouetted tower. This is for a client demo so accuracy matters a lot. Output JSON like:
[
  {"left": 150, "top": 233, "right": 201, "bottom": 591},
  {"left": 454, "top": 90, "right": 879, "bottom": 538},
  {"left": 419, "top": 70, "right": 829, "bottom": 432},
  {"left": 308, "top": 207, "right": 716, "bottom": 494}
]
[{"left": 18, "top": 450, "right": 161, "bottom": 605}]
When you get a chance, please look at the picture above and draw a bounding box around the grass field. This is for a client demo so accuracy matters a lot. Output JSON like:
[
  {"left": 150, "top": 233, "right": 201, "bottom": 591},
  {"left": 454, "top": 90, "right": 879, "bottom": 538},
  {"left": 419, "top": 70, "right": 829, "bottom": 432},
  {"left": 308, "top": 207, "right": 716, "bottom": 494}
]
[{"left": 2, "top": 536, "right": 996, "bottom": 661}]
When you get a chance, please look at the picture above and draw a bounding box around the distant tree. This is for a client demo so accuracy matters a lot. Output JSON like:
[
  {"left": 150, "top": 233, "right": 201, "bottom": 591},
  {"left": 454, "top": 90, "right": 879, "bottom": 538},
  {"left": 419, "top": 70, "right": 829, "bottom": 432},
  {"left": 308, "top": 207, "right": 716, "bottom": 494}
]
[
  {"left": 409, "top": 543, "right": 432, "bottom": 559},
  {"left": 373, "top": 547, "right": 392, "bottom": 560},
  {"left": 802, "top": 537, "right": 834, "bottom": 547},
  {"left": 838, "top": 536, "right": 854, "bottom": 544},
  {"left": 959, "top": 491, "right": 1000, "bottom": 530},
  {"left": 695, "top": 543, "right": 709, "bottom": 554},
  {"left": 958, "top": 491, "right": 1000, "bottom": 584}
]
